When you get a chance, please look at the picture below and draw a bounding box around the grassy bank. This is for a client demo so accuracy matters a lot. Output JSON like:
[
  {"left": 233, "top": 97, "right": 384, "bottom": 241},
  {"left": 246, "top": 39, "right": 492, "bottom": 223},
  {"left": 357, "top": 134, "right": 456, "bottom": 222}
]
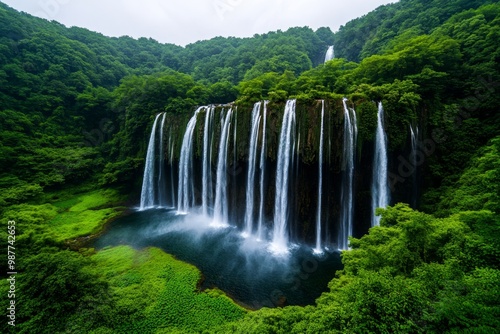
[{"left": 0, "top": 188, "right": 246, "bottom": 333}]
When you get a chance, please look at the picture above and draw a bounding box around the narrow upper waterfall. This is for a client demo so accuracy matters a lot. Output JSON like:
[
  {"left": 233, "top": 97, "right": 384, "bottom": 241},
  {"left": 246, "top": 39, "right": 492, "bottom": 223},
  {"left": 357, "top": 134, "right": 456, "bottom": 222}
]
[
  {"left": 257, "top": 101, "right": 268, "bottom": 240},
  {"left": 140, "top": 113, "right": 162, "bottom": 210},
  {"left": 244, "top": 102, "right": 262, "bottom": 236},
  {"left": 213, "top": 109, "right": 233, "bottom": 226},
  {"left": 157, "top": 113, "right": 167, "bottom": 207},
  {"left": 271, "top": 99, "right": 296, "bottom": 253},
  {"left": 178, "top": 107, "right": 203, "bottom": 213},
  {"left": 314, "top": 101, "right": 325, "bottom": 253},
  {"left": 202, "top": 106, "right": 214, "bottom": 216},
  {"left": 339, "top": 98, "right": 358, "bottom": 250},
  {"left": 372, "top": 102, "right": 390, "bottom": 226},
  {"left": 410, "top": 124, "right": 419, "bottom": 209},
  {"left": 324, "top": 45, "right": 335, "bottom": 63}
]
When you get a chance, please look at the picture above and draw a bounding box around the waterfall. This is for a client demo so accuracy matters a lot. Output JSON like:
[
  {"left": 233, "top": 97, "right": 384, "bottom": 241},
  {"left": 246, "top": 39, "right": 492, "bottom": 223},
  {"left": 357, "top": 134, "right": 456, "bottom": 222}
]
[
  {"left": 257, "top": 101, "right": 268, "bottom": 240},
  {"left": 339, "top": 98, "right": 358, "bottom": 250},
  {"left": 410, "top": 124, "right": 419, "bottom": 209},
  {"left": 244, "top": 102, "right": 262, "bottom": 236},
  {"left": 140, "top": 113, "right": 162, "bottom": 210},
  {"left": 178, "top": 107, "right": 203, "bottom": 214},
  {"left": 271, "top": 100, "right": 296, "bottom": 253},
  {"left": 314, "top": 101, "right": 325, "bottom": 253},
  {"left": 232, "top": 108, "right": 238, "bottom": 224},
  {"left": 324, "top": 45, "right": 335, "bottom": 63},
  {"left": 234, "top": 108, "right": 238, "bottom": 160},
  {"left": 168, "top": 131, "right": 176, "bottom": 207},
  {"left": 211, "top": 108, "right": 216, "bottom": 208},
  {"left": 157, "top": 113, "right": 167, "bottom": 207},
  {"left": 202, "top": 106, "right": 214, "bottom": 216},
  {"left": 213, "top": 109, "right": 233, "bottom": 226},
  {"left": 372, "top": 102, "right": 390, "bottom": 226}
]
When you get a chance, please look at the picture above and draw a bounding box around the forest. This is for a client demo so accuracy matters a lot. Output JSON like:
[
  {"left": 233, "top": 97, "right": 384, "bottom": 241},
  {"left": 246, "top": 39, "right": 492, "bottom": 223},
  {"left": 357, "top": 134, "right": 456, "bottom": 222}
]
[{"left": 0, "top": 0, "right": 499, "bottom": 333}]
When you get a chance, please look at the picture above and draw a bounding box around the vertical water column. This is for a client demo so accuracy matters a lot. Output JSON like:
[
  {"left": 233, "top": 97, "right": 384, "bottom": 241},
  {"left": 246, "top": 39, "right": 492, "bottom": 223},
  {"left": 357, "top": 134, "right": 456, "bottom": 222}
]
[
  {"left": 157, "top": 113, "right": 167, "bottom": 207},
  {"left": 339, "top": 99, "right": 358, "bottom": 250},
  {"left": 177, "top": 107, "right": 203, "bottom": 214},
  {"left": 257, "top": 101, "right": 268, "bottom": 240},
  {"left": 243, "top": 102, "right": 262, "bottom": 236},
  {"left": 232, "top": 108, "right": 238, "bottom": 223},
  {"left": 324, "top": 45, "right": 335, "bottom": 62},
  {"left": 140, "top": 113, "right": 162, "bottom": 210},
  {"left": 213, "top": 109, "right": 233, "bottom": 226},
  {"left": 271, "top": 100, "right": 296, "bottom": 254},
  {"left": 202, "top": 106, "right": 214, "bottom": 216},
  {"left": 168, "top": 130, "right": 176, "bottom": 208},
  {"left": 314, "top": 101, "right": 325, "bottom": 253},
  {"left": 372, "top": 102, "right": 390, "bottom": 226}
]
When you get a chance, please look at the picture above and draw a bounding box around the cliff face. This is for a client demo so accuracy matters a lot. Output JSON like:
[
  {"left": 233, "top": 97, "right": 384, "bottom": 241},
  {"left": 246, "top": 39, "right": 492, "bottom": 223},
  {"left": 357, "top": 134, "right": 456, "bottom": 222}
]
[{"left": 144, "top": 98, "right": 420, "bottom": 246}]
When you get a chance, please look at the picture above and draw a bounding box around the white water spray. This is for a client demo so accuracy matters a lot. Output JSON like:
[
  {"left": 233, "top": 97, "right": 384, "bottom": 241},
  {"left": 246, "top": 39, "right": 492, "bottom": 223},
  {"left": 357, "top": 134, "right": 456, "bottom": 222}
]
[
  {"left": 314, "top": 101, "right": 325, "bottom": 253},
  {"left": 257, "top": 101, "right": 268, "bottom": 239},
  {"left": 202, "top": 106, "right": 214, "bottom": 216},
  {"left": 213, "top": 109, "right": 233, "bottom": 226},
  {"left": 178, "top": 107, "right": 203, "bottom": 213},
  {"left": 372, "top": 102, "right": 390, "bottom": 226},
  {"left": 339, "top": 98, "right": 358, "bottom": 250},
  {"left": 324, "top": 45, "right": 335, "bottom": 62},
  {"left": 140, "top": 113, "right": 162, "bottom": 210},
  {"left": 271, "top": 100, "right": 296, "bottom": 253},
  {"left": 244, "top": 102, "right": 262, "bottom": 236}
]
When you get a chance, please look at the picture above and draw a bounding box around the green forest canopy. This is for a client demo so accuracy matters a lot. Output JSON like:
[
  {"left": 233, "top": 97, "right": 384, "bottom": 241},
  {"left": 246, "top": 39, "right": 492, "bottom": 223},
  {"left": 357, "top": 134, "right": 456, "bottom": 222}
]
[{"left": 0, "top": 0, "right": 499, "bottom": 332}]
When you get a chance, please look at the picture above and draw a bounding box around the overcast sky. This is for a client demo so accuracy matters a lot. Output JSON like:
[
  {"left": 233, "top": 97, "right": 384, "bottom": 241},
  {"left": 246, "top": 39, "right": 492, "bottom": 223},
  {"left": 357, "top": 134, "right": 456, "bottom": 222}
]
[{"left": 2, "top": 0, "right": 396, "bottom": 46}]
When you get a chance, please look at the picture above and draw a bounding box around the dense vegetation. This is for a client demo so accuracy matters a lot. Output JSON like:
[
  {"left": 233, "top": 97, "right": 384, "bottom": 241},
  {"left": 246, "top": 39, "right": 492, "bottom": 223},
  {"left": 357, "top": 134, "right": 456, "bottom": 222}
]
[
  {"left": 0, "top": 0, "right": 499, "bottom": 332},
  {"left": 215, "top": 141, "right": 500, "bottom": 332}
]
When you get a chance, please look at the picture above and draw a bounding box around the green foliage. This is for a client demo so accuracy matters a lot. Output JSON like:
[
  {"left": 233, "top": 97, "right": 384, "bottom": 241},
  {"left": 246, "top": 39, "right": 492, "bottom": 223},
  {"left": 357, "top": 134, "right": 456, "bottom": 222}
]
[
  {"left": 426, "top": 137, "right": 500, "bottom": 216},
  {"left": 222, "top": 204, "right": 500, "bottom": 333},
  {"left": 355, "top": 101, "right": 378, "bottom": 147},
  {"left": 334, "top": 0, "right": 498, "bottom": 62},
  {"left": 16, "top": 251, "right": 113, "bottom": 333},
  {"left": 1, "top": 0, "right": 500, "bottom": 333},
  {"left": 47, "top": 189, "right": 125, "bottom": 242},
  {"left": 92, "top": 246, "right": 246, "bottom": 333}
]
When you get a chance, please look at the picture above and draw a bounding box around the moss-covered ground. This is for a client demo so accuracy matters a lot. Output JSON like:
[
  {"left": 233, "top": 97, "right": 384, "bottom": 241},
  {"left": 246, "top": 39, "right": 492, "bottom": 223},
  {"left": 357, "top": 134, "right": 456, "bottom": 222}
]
[
  {"left": 93, "top": 246, "right": 246, "bottom": 333},
  {"left": 0, "top": 187, "right": 246, "bottom": 333}
]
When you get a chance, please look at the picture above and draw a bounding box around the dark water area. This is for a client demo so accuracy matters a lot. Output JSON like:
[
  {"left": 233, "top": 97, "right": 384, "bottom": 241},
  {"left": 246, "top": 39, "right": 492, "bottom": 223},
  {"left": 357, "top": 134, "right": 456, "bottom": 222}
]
[{"left": 93, "top": 208, "right": 343, "bottom": 309}]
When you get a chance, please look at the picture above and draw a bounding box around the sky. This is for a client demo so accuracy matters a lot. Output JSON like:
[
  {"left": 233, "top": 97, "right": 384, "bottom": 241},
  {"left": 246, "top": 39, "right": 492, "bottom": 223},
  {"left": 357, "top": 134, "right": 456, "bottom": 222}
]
[{"left": 2, "top": 0, "right": 396, "bottom": 46}]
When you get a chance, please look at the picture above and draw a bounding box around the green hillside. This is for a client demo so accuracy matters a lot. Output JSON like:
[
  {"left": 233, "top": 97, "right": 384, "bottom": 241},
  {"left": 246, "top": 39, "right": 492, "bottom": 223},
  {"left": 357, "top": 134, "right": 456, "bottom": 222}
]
[{"left": 0, "top": 0, "right": 499, "bottom": 332}]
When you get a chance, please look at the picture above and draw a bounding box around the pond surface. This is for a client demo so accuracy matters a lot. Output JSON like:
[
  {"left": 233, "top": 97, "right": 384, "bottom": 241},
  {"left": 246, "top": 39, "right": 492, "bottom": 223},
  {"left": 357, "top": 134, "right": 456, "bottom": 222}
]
[{"left": 93, "top": 208, "right": 342, "bottom": 309}]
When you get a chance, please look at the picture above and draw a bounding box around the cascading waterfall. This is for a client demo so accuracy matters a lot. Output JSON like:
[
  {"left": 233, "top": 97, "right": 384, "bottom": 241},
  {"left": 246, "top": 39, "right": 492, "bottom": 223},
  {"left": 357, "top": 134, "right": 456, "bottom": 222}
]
[
  {"left": 178, "top": 107, "right": 203, "bottom": 213},
  {"left": 213, "top": 109, "right": 233, "bottom": 226},
  {"left": 202, "top": 106, "right": 214, "bottom": 216},
  {"left": 372, "top": 102, "right": 390, "bottom": 226},
  {"left": 339, "top": 98, "right": 358, "bottom": 250},
  {"left": 244, "top": 102, "right": 262, "bottom": 236},
  {"left": 410, "top": 124, "right": 419, "bottom": 209},
  {"left": 138, "top": 99, "right": 398, "bottom": 254},
  {"left": 233, "top": 109, "right": 237, "bottom": 160},
  {"left": 168, "top": 131, "right": 176, "bottom": 207},
  {"left": 211, "top": 108, "right": 216, "bottom": 207},
  {"left": 157, "top": 113, "right": 167, "bottom": 207},
  {"left": 257, "top": 101, "right": 268, "bottom": 240},
  {"left": 232, "top": 109, "right": 238, "bottom": 223},
  {"left": 271, "top": 100, "right": 296, "bottom": 253},
  {"left": 314, "top": 101, "right": 325, "bottom": 253},
  {"left": 140, "top": 113, "right": 162, "bottom": 210},
  {"left": 324, "top": 45, "right": 335, "bottom": 63}
]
